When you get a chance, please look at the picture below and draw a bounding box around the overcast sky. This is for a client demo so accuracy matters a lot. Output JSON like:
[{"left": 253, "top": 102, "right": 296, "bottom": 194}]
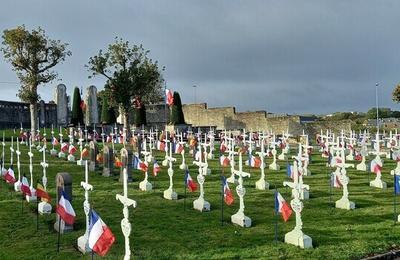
[{"left": 1, "top": 1, "right": 400, "bottom": 115}]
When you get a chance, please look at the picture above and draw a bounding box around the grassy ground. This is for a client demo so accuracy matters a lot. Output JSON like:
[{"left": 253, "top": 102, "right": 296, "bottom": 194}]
[{"left": 0, "top": 141, "right": 399, "bottom": 259}]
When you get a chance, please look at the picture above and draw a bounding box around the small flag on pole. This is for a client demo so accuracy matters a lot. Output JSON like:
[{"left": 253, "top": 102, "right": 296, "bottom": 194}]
[
  {"left": 56, "top": 191, "right": 76, "bottom": 225},
  {"left": 185, "top": 169, "right": 197, "bottom": 192},
  {"left": 88, "top": 209, "right": 115, "bottom": 256},
  {"left": 274, "top": 191, "right": 292, "bottom": 222}
]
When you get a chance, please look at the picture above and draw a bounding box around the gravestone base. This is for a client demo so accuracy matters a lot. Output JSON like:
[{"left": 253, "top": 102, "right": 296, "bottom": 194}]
[
  {"left": 335, "top": 197, "right": 355, "bottom": 210},
  {"left": 77, "top": 235, "right": 90, "bottom": 254},
  {"left": 278, "top": 154, "right": 287, "bottom": 161},
  {"left": 76, "top": 159, "right": 85, "bottom": 166},
  {"left": 292, "top": 189, "right": 309, "bottom": 200},
  {"left": 31, "top": 144, "right": 36, "bottom": 148},
  {"left": 356, "top": 163, "right": 366, "bottom": 171},
  {"left": 285, "top": 229, "right": 313, "bottom": 249},
  {"left": 54, "top": 218, "right": 73, "bottom": 234},
  {"left": 163, "top": 188, "right": 178, "bottom": 200},
  {"left": 206, "top": 168, "right": 212, "bottom": 175},
  {"left": 38, "top": 201, "right": 52, "bottom": 215},
  {"left": 193, "top": 198, "right": 210, "bottom": 212},
  {"left": 20, "top": 141, "right": 26, "bottom": 145},
  {"left": 67, "top": 155, "right": 75, "bottom": 162},
  {"left": 269, "top": 163, "right": 280, "bottom": 171},
  {"left": 255, "top": 179, "right": 269, "bottom": 190},
  {"left": 227, "top": 174, "right": 238, "bottom": 184},
  {"left": 89, "top": 162, "right": 96, "bottom": 172},
  {"left": 58, "top": 152, "right": 66, "bottom": 159},
  {"left": 398, "top": 215, "right": 400, "bottom": 222},
  {"left": 231, "top": 212, "right": 252, "bottom": 228},
  {"left": 14, "top": 181, "right": 21, "bottom": 192},
  {"left": 139, "top": 180, "right": 152, "bottom": 191},
  {"left": 103, "top": 168, "right": 111, "bottom": 177},
  {"left": 346, "top": 154, "right": 354, "bottom": 161},
  {"left": 179, "top": 164, "right": 187, "bottom": 170},
  {"left": 26, "top": 194, "right": 37, "bottom": 203},
  {"left": 386, "top": 153, "right": 392, "bottom": 159},
  {"left": 36, "top": 145, "right": 42, "bottom": 151},
  {"left": 207, "top": 154, "right": 214, "bottom": 160},
  {"left": 321, "top": 154, "right": 329, "bottom": 158},
  {"left": 50, "top": 149, "right": 58, "bottom": 156},
  {"left": 370, "top": 179, "right": 387, "bottom": 189}
]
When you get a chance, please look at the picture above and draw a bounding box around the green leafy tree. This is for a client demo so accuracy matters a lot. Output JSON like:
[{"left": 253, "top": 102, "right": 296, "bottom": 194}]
[
  {"left": 70, "top": 87, "right": 84, "bottom": 126},
  {"left": 1, "top": 25, "right": 71, "bottom": 132},
  {"left": 366, "top": 107, "right": 391, "bottom": 119},
  {"left": 169, "top": 91, "right": 185, "bottom": 124},
  {"left": 393, "top": 84, "right": 400, "bottom": 103},
  {"left": 100, "top": 95, "right": 116, "bottom": 125},
  {"left": 87, "top": 38, "right": 164, "bottom": 130}
]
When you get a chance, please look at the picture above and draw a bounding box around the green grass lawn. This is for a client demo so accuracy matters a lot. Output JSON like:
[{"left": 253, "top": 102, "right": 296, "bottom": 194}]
[{"left": 0, "top": 141, "right": 399, "bottom": 259}]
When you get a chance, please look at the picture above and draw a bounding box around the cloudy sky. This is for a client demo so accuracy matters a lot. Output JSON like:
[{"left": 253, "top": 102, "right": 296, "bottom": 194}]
[{"left": 0, "top": 1, "right": 399, "bottom": 115}]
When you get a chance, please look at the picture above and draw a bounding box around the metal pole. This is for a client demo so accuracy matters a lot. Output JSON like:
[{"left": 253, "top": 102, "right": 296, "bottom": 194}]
[{"left": 376, "top": 83, "right": 379, "bottom": 133}]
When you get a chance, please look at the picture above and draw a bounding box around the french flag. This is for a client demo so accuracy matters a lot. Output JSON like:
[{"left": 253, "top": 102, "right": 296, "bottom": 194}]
[
  {"left": 153, "top": 160, "right": 161, "bottom": 176},
  {"left": 220, "top": 155, "right": 230, "bottom": 167},
  {"left": 165, "top": 89, "right": 174, "bottom": 106},
  {"left": 174, "top": 143, "right": 184, "bottom": 154},
  {"left": 69, "top": 145, "right": 77, "bottom": 155},
  {"left": 157, "top": 141, "right": 166, "bottom": 151},
  {"left": 274, "top": 191, "right": 292, "bottom": 222},
  {"left": 52, "top": 137, "right": 59, "bottom": 146},
  {"left": 56, "top": 191, "right": 76, "bottom": 225},
  {"left": 61, "top": 143, "right": 69, "bottom": 153},
  {"left": 370, "top": 158, "right": 382, "bottom": 174},
  {"left": 222, "top": 176, "right": 234, "bottom": 205},
  {"left": 81, "top": 148, "right": 89, "bottom": 158},
  {"left": 4, "top": 168, "right": 16, "bottom": 184},
  {"left": 249, "top": 155, "right": 261, "bottom": 168},
  {"left": 220, "top": 142, "right": 227, "bottom": 153},
  {"left": 133, "top": 156, "right": 148, "bottom": 172},
  {"left": 185, "top": 170, "right": 197, "bottom": 192},
  {"left": 88, "top": 209, "right": 115, "bottom": 257},
  {"left": 106, "top": 135, "right": 112, "bottom": 143},
  {"left": 20, "top": 176, "right": 31, "bottom": 196}
]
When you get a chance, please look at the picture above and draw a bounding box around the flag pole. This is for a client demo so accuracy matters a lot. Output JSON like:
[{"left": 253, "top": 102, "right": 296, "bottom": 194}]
[
  {"left": 57, "top": 215, "right": 61, "bottom": 253},
  {"left": 220, "top": 149, "right": 224, "bottom": 227},
  {"left": 274, "top": 185, "right": 278, "bottom": 244},
  {"left": 36, "top": 193, "right": 39, "bottom": 231},
  {"left": 21, "top": 192, "right": 24, "bottom": 214},
  {"left": 184, "top": 172, "right": 187, "bottom": 211},
  {"left": 394, "top": 173, "right": 397, "bottom": 225}
]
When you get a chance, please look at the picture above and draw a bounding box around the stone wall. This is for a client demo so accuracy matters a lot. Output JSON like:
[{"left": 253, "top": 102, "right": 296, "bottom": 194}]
[{"left": 0, "top": 100, "right": 57, "bottom": 129}]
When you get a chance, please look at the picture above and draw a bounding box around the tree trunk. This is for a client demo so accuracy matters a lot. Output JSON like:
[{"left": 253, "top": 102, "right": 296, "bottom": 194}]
[{"left": 30, "top": 103, "right": 37, "bottom": 135}]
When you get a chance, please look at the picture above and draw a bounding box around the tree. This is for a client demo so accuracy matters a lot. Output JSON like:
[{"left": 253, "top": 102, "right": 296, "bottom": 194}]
[
  {"left": 70, "top": 87, "right": 84, "bottom": 126},
  {"left": 169, "top": 91, "right": 185, "bottom": 124},
  {"left": 366, "top": 107, "right": 391, "bottom": 119},
  {"left": 87, "top": 38, "right": 164, "bottom": 130},
  {"left": 1, "top": 25, "right": 71, "bottom": 133},
  {"left": 393, "top": 84, "right": 400, "bottom": 103},
  {"left": 100, "top": 95, "right": 116, "bottom": 125}
]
